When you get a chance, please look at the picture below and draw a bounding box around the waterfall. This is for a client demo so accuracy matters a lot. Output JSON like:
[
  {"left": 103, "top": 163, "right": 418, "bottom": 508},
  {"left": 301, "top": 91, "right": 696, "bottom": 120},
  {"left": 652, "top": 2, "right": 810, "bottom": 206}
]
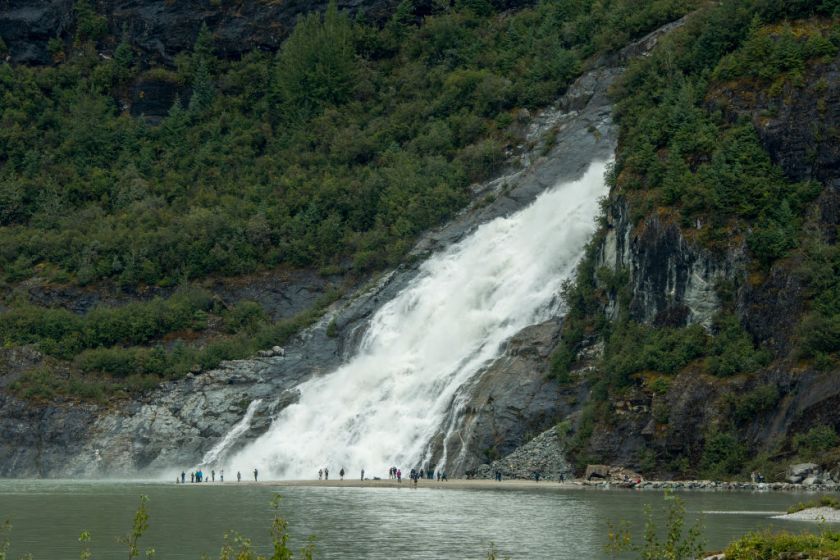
[
  {"left": 199, "top": 399, "right": 262, "bottom": 467},
  {"left": 227, "top": 160, "right": 610, "bottom": 479}
]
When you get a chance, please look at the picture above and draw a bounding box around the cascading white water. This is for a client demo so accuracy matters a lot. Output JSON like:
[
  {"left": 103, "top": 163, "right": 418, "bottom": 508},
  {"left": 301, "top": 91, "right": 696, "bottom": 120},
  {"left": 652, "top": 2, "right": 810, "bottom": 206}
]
[
  {"left": 227, "top": 160, "right": 610, "bottom": 479},
  {"left": 199, "top": 399, "right": 262, "bottom": 467}
]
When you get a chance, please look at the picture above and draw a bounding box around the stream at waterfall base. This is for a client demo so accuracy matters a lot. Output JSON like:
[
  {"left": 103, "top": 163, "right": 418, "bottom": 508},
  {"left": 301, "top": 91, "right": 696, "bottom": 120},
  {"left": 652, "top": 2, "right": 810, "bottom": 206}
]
[{"left": 1, "top": 479, "right": 836, "bottom": 559}]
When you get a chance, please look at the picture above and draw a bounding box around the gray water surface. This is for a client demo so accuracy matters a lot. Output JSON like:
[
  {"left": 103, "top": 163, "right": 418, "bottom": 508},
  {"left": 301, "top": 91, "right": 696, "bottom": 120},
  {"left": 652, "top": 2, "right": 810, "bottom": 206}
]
[{"left": 0, "top": 480, "right": 832, "bottom": 559}]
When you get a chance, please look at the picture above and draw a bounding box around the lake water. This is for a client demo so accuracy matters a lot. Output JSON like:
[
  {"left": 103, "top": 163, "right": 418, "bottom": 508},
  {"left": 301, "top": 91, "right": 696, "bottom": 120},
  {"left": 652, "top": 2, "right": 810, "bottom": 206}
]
[{"left": 0, "top": 480, "right": 833, "bottom": 559}]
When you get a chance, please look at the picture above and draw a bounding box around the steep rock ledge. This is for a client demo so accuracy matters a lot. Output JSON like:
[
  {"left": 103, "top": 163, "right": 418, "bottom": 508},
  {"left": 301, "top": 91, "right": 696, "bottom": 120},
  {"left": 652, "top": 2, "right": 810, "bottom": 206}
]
[
  {"left": 558, "top": 43, "right": 840, "bottom": 476},
  {"left": 0, "top": 15, "right": 689, "bottom": 479}
]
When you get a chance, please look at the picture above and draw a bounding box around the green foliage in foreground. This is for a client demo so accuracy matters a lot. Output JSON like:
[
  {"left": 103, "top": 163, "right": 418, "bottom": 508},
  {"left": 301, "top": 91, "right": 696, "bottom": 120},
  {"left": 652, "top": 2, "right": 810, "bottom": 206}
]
[
  {"left": 607, "top": 492, "right": 840, "bottom": 560},
  {"left": 0, "top": 0, "right": 697, "bottom": 289},
  {"left": 607, "top": 492, "right": 704, "bottom": 560},
  {"left": 725, "top": 528, "right": 840, "bottom": 560}
]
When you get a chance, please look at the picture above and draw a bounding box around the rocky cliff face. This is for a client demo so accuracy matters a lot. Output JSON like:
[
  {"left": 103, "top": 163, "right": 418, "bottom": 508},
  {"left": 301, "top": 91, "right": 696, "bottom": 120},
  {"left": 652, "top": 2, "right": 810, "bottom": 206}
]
[
  {"left": 0, "top": 0, "right": 396, "bottom": 65},
  {"left": 0, "top": 269, "right": 375, "bottom": 476},
  {"left": 557, "top": 42, "right": 840, "bottom": 477},
  {"left": 0, "top": 14, "right": 694, "bottom": 479},
  {"left": 597, "top": 198, "right": 742, "bottom": 329}
]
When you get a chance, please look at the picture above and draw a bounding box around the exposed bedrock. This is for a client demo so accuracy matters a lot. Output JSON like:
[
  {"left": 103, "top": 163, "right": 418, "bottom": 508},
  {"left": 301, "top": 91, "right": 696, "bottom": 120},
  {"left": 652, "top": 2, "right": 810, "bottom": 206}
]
[{"left": 0, "top": 17, "right": 690, "bottom": 479}]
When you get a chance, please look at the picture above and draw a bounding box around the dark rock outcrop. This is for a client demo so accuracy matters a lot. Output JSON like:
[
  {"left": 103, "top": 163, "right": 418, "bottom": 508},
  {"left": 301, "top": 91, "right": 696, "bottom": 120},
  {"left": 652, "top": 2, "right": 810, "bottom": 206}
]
[
  {"left": 0, "top": 0, "right": 397, "bottom": 66},
  {"left": 0, "top": 0, "right": 74, "bottom": 65},
  {"left": 711, "top": 56, "right": 840, "bottom": 187},
  {"left": 432, "top": 320, "right": 569, "bottom": 475}
]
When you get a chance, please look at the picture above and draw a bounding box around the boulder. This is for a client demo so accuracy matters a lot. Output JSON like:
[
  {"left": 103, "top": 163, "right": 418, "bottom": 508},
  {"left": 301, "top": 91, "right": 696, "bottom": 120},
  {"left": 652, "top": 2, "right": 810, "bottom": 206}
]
[
  {"left": 585, "top": 464, "right": 610, "bottom": 480},
  {"left": 787, "top": 463, "right": 820, "bottom": 484}
]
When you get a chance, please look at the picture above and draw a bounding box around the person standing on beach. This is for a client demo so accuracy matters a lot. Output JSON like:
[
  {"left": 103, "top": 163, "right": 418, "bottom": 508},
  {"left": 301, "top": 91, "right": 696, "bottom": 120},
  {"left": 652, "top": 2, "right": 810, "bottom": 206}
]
[
  {"left": 325, "top": 467, "right": 329, "bottom": 480},
  {"left": 211, "top": 469, "right": 215, "bottom": 482},
  {"left": 181, "top": 471, "right": 186, "bottom": 483},
  {"left": 254, "top": 468, "right": 258, "bottom": 482},
  {"left": 340, "top": 467, "right": 345, "bottom": 480},
  {"left": 220, "top": 470, "right": 224, "bottom": 482},
  {"left": 319, "top": 469, "right": 323, "bottom": 480},
  {"left": 397, "top": 469, "right": 402, "bottom": 483},
  {"left": 361, "top": 469, "right": 365, "bottom": 481},
  {"left": 237, "top": 471, "right": 241, "bottom": 482}
]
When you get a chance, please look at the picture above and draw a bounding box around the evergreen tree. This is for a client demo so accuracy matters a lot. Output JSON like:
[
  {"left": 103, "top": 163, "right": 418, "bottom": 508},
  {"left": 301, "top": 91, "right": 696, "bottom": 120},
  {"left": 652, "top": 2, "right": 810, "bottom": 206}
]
[
  {"left": 192, "top": 22, "right": 216, "bottom": 73},
  {"left": 188, "top": 59, "right": 214, "bottom": 114},
  {"left": 272, "top": 0, "right": 356, "bottom": 122},
  {"left": 113, "top": 26, "right": 134, "bottom": 85}
]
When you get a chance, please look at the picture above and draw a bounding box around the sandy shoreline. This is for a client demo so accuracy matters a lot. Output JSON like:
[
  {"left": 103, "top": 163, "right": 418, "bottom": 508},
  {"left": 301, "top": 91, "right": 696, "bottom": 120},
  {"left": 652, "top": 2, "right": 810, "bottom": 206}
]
[
  {"left": 184, "top": 479, "right": 580, "bottom": 491},
  {"left": 774, "top": 506, "right": 840, "bottom": 522},
  {"left": 178, "top": 478, "right": 840, "bottom": 493}
]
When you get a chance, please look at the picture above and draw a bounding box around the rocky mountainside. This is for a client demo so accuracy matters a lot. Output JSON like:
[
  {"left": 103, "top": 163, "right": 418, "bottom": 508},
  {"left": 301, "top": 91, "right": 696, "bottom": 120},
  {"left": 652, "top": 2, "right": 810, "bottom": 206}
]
[
  {"left": 0, "top": 20, "right": 637, "bottom": 475},
  {"left": 1, "top": 0, "right": 393, "bottom": 65},
  {"left": 0, "top": 4, "right": 686, "bottom": 476},
  {"left": 2, "top": 0, "right": 838, "bottom": 483},
  {"left": 546, "top": 4, "right": 840, "bottom": 480}
]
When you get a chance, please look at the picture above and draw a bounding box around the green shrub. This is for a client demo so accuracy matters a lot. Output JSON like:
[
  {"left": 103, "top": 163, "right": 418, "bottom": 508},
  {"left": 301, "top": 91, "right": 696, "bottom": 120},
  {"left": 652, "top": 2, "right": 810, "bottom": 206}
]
[
  {"left": 74, "top": 0, "right": 108, "bottom": 43},
  {"left": 725, "top": 529, "right": 840, "bottom": 560},
  {"left": 794, "top": 425, "right": 839, "bottom": 459},
  {"left": 700, "top": 430, "right": 746, "bottom": 478},
  {"left": 606, "top": 492, "right": 704, "bottom": 560},
  {"left": 731, "top": 383, "right": 779, "bottom": 423}
]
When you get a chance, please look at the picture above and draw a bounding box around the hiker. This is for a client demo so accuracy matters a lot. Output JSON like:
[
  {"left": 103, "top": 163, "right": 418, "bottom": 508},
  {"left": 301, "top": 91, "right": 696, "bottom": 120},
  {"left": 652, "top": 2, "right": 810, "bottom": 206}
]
[
  {"left": 436, "top": 471, "right": 441, "bottom": 481},
  {"left": 254, "top": 468, "right": 258, "bottom": 482},
  {"left": 397, "top": 469, "right": 402, "bottom": 482},
  {"left": 533, "top": 471, "right": 540, "bottom": 483},
  {"left": 181, "top": 471, "right": 186, "bottom": 483},
  {"left": 340, "top": 467, "right": 345, "bottom": 480},
  {"left": 220, "top": 470, "right": 224, "bottom": 482},
  {"left": 442, "top": 471, "right": 447, "bottom": 481},
  {"left": 495, "top": 470, "right": 502, "bottom": 482},
  {"left": 191, "top": 472, "right": 195, "bottom": 483},
  {"left": 361, "top": 469, "right": 365, "bottom": 481},
  {"left": 325, "top": 467, "right": 329, "bottom": 480},
  {"left": 318, "top": 469, "right": 323, "bottom": 480},
  {"left": 237, "top": 471, "right": 241, "bottom": 482},
  {"left": 211, "top": 470, "right": 215, "bottom": 482},
  {"left": 559, "top": 472, "right": 565, "bottom": 483}
]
